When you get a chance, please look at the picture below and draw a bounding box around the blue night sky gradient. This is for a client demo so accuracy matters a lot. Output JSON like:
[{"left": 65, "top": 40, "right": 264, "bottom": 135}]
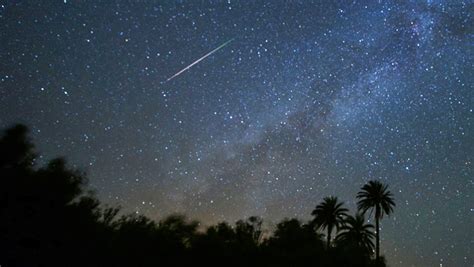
[{"left": 0, "top": 1, "right": 473, "bottom": 266}]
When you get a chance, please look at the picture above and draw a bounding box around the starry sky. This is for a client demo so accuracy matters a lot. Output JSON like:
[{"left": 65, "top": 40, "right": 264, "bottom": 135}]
[{"left": 0, "top": 1, "right": 473, "bottom": 266}]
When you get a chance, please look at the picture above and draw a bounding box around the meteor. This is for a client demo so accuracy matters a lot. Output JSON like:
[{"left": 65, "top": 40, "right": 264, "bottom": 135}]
[{"left": 165, "top": 38, "right": 234, "bottom": 82}]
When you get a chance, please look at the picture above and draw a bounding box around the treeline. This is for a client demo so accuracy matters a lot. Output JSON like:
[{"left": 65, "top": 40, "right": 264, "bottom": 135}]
[{"left": 0, "top": 124, "right": 394, "bottom": 267}]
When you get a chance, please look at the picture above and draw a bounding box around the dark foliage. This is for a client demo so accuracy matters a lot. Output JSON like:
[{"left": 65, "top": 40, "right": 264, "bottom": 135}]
[
  {"left": 0, "top": 124, "right": 390, "bottom": 267},
  {"left": 357, "top": 180, "right": 396, "bottom": 263},
  {"left": 311, "top": 196, "right": 348, "bottom": 250}
]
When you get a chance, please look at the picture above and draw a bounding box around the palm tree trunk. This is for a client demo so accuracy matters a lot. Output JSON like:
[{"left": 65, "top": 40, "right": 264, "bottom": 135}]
[
  {"left": 375, "top": 209, "right": 380, "bottom": 262},
  {"left": 327, "top": 227, "right": 331, "bottom": 250}
]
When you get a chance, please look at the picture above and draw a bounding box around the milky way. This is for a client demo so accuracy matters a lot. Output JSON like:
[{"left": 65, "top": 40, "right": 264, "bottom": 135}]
[{"left": 0, "top": 1, "right": 472, "bottom": 266}]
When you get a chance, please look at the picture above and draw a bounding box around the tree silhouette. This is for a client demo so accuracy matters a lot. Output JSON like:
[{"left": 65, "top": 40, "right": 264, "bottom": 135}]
[
  {"left": 357, "top": 180, "right": 395, "bottom": 263},
  {"left": 336, "top": 213, "right": 375, "bottom": 254},
  {"left": 0, "top": 124, "right": 397, "bottom": 267},
  {"left": 311, "top": 196, "right": 348, "bottom": 250},
  {"left": 264, "top": 218, "right": 325, "bottom": 266},
  {"left": 191, "top": 222, "right": 238, "bottom": 266},
  {"left": 235, "top": 216, "right": 264, "bottom": 246},
  {"left": 157, "top": 213, "right": 199, "bottom": 251},
  {"left": 269, "top": 218, "right": 323, "bottom": 249},
  {"left": 0, "top": 124, "right": 35, "bottom": 169},
  {"left": 0, "top": 124, "right": 103, "bottom": 267}
]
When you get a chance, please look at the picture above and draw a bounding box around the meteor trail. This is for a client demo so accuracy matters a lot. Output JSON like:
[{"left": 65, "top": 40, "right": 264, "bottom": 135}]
[{"left": 165, "top": 38, "right": 234, "bottom": 82}]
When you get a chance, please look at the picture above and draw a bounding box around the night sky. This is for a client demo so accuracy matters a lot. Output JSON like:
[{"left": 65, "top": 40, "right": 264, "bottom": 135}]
[{"left": 1, "top": 1, "right": 473, "bottom": 266}]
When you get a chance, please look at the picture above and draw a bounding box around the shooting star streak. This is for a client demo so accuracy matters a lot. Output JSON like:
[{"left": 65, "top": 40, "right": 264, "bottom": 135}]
[{"left": 165, "top": 38, "right": 234, "bottom": 82}]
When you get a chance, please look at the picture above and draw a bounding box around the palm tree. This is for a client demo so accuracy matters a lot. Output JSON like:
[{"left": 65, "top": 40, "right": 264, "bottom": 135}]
[
  {"left": 311, "top": 196, "right": 348, "bottom": 249},
  {"left": 336, "top": 213, "right": 375, "bottom": 254},
  {"left": 357, "top": 180, "right": 395, "bottom": 262}
]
